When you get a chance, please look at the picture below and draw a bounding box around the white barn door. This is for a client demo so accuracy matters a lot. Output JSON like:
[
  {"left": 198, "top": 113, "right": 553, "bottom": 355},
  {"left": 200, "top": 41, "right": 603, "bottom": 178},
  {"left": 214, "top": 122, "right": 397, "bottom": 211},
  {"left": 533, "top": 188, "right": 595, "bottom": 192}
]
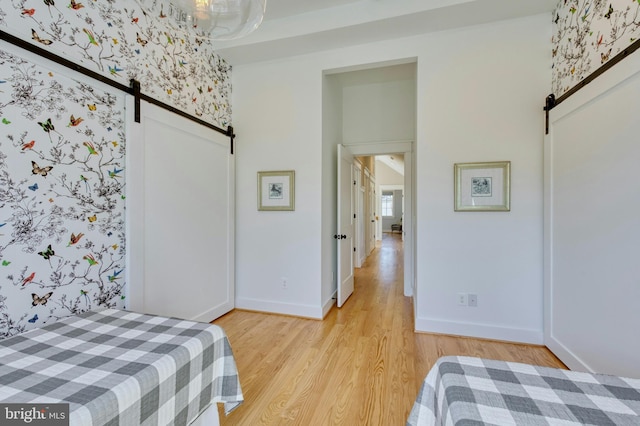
[
  {"left": 544, "top": 52, "right": 640, "bottom": 377},
  {"left": 126, "top": 98, "right": 235, "bottom": 322}
]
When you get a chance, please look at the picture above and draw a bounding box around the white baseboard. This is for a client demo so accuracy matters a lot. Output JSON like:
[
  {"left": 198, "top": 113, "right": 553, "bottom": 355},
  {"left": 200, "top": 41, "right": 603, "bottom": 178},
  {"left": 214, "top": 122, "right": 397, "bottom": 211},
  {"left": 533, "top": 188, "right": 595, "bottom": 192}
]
[
  {"left": 415, "top": 317, "right": 543, "bottom": 345},
  {"left": 236, "top": 297, "right": 323, "bottom": 319},
  {"left": 190, "top": 302, "right": 234, "bottom": 323},
  {"left": 545, "top": 335, "right": 593, "bottom": 373}
]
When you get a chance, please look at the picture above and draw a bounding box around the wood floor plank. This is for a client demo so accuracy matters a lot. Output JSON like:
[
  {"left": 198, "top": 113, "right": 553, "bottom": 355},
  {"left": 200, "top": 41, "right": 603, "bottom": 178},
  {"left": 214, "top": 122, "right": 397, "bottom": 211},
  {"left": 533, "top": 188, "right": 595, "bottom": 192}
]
[{"left": 215, "top": 233, "right": 565, "bottom": 425}]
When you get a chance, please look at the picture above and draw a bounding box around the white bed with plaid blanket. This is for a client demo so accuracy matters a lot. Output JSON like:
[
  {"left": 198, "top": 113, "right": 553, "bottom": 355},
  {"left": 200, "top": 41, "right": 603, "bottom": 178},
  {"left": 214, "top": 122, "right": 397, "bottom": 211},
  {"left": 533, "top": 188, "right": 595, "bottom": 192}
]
[
  {"left": 0, "top": 309, "right": 243, "bottom": 425},
  {"left": 408, "top": 356, "right": 640, "bottom": 425}
]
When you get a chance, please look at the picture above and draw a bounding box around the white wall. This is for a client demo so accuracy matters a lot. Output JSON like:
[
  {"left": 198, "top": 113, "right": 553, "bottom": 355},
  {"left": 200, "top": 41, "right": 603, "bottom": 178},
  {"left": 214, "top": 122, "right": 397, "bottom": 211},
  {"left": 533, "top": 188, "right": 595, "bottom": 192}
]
[
  {"left": 233, "top": 61, "right": 324, "bottom": 318},
  {"left": 416, "top": 16, "right": 550, "bottom": 344},
  {"left": 232, "top": 14, "right": 551, "bottom": 342},
  {"left": 340, "top": 67, "right": 416, "bottom": 144}
]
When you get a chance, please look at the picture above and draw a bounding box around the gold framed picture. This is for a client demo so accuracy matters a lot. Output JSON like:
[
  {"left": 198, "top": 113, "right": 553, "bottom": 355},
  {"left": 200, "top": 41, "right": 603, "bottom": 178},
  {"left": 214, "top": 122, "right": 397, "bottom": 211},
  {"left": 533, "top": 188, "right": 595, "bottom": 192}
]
[
  {"left": 454, "top": 161, "right": 510, "bottom": 212},
  {"left": 258, "top": 170, "right": 295, "bottom": 211}
]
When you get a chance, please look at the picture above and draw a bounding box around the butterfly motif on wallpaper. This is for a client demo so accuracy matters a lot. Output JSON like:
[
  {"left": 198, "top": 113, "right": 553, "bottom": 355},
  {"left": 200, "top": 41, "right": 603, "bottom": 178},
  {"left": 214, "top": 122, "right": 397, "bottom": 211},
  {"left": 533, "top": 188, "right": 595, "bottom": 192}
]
[
  {"left": 604, "top": 4, "right": 613, "bottom": 19},
  {"left": 32, "top": 292, "right": 53, "bottom": 306},
  {"left": 32, "top": 161, "right": 53, "bottom": 177},
  {"left": 28, "top": 183, "right": 39, "bottom": 191},
  {"left": 38, "top": 118, "right": 59, "bottom": 142},
  {"left": 38, "top": 118, "right": 55, "bottom": 133},
  {"left": 38, "top": 244, "right": 55, "bottom": 260},
  {"left": 136, "top": 33, "right": 148, "bottom": 46},
  {"left": 28, "top": 314, "right": 38, "bottom": 323},
  {"left": 31, "top": 29, "right": 53, "bottom": 45}
]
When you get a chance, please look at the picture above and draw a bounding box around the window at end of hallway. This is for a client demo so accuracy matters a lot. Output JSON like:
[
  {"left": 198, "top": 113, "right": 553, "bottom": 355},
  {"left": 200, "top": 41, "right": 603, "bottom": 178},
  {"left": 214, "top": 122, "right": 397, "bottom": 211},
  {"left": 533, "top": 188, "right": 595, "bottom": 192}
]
[{"left": 381, "top": 192, "right": 393, "bottom": 217}]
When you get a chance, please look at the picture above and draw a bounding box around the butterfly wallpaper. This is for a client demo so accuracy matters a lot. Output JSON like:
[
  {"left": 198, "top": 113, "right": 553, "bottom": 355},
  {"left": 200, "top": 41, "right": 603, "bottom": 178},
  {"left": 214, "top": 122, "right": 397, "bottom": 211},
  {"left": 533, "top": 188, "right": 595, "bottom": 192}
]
[
  {"left": 552, "top": 0, "right": 640, "bottom": 96},
  {"left": 0, "top": 47, "right": 126, "bottom": 338},
  {"left": 0, "top": 0, "right": 232, "bottom": 338},
  {"left": 0, "top": 0, "right": 232, "bottom": 128}
]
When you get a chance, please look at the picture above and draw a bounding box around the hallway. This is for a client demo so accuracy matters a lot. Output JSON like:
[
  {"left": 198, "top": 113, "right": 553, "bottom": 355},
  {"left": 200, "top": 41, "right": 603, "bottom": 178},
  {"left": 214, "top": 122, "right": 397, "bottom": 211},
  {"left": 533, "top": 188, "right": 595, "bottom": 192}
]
[{"left": 215, "top": 233, "right": 564, "bottom": 425}]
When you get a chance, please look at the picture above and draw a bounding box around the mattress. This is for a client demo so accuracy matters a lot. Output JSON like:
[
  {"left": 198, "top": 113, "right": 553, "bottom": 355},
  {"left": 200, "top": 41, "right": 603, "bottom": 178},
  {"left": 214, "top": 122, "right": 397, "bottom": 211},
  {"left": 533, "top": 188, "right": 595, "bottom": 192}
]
[
  {"left": 0, "top": 308, "right": 243, "bottom": 425},
  {"left": 408, "top": 356, "right": 640, "bottom": 425}
]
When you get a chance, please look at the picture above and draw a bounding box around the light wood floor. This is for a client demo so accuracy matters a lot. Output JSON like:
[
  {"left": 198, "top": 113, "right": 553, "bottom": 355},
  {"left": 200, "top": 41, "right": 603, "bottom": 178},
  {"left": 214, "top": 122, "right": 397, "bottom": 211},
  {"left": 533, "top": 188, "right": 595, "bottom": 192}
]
[{"left": 214, "top": 233, "right": 565, "bottom": 425}]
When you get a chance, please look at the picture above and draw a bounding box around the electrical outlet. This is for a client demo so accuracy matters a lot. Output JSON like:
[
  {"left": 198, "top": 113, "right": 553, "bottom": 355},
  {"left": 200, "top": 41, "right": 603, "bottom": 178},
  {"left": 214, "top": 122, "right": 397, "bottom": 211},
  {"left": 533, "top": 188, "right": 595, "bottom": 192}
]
[
  {"left": 468, "top": 294, "right": 477, "bottom": 307},
  {"left": 457, "top": 293, "right": 467, "bottom": 306},
  {"left": 281, "top": 277, "right": 287, "bottom": 289}
]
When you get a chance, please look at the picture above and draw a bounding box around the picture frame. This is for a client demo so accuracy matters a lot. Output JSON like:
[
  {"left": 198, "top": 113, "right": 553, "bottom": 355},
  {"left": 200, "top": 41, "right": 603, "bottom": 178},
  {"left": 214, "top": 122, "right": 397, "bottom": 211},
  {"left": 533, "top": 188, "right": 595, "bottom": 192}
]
[
  {"left": 454, "top": 161, "right": 510, "bottom": 212},
  {"left": 258, "top": 170, "right": 295, "bottom": 211}
]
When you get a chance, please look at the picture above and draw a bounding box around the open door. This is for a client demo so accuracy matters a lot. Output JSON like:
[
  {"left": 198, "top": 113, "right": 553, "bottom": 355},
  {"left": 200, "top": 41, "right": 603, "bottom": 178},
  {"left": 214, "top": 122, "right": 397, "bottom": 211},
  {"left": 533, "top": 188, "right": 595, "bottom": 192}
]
[{"left": 337, "top": 144, "right": 354, "bottom": 307}]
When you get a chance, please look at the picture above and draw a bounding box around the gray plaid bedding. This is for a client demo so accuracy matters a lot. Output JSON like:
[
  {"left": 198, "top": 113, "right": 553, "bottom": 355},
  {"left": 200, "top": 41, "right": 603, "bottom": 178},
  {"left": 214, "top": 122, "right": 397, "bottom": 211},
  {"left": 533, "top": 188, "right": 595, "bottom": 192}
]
[
  {"left": 407, "top": 356, "right": 640, "bottom": 425},
  {"left": 0, "top": 309, "right": 243, "bottom": 425}
]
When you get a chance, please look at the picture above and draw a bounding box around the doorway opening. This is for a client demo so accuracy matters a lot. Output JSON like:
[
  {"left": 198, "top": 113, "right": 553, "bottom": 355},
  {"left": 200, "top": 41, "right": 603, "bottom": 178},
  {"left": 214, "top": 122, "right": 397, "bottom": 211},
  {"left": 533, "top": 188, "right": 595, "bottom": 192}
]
[
  {"left": 321, "top": 58, "right": 417, "bottom": 317},
  {"left": 333, "top": 141, "right": 414, "bottom": 310},
  {"left": 354, "top": 154, "right": 405, "bottom": 269},
  {"left": 344, "top": 148, "right": 413, "bottom": 302}
]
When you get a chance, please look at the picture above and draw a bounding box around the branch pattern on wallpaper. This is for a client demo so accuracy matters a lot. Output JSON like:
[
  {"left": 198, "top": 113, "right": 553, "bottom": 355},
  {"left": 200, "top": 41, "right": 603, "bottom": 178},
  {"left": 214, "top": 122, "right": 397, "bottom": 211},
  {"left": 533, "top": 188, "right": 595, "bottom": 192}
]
[
  {"left": 0, "top": 0, "right": 232, "bottom": 128},
  {"left": 0, "top": 49, "right": 125, "bottom": 338},
  {"left": 552, "top": 0, "right": 640, "bottom": 96}
]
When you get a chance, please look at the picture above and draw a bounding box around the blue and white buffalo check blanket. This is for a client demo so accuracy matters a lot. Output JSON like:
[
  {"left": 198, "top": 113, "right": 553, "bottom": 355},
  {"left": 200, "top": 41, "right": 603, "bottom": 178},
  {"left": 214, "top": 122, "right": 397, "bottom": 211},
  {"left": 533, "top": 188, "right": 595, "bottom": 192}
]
[
  {"left": 0, "top": 309, "right": 243, "bottom": 425},
  {"left": 407, "top": 356, "right": 640, "bottom": 425}
]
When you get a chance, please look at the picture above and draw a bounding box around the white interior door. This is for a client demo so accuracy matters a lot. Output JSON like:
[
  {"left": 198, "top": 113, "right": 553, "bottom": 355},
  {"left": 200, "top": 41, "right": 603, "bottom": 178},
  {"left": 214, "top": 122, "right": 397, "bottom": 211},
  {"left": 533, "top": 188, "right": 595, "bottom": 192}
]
[
  {"left": 358, "top": 186, "right": 365, "bottom": 267},
  {"left": 337, "top": 144, "right": 354, "bottom": 307},
  {"left": 369, "top": 179, "right": 376, "bottom": 252},
  {"left": 353, "top": 162, "right": 362, "bottom": 268},
  {"left": 363, "top": 169, "right": 372, "bottom": 255},
  {"left": 126, "top": 98, "right": 235, "bottom": 322}
]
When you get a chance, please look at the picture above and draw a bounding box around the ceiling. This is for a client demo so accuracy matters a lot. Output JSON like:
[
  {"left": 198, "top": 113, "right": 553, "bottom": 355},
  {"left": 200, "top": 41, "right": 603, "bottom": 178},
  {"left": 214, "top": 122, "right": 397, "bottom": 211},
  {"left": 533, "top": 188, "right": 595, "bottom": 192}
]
[
  {"left": 214, "top": 0, "right": 558, "bottom": 65},
  {"left": 377, "top": 155, "right": 405, "bottom": 176}
]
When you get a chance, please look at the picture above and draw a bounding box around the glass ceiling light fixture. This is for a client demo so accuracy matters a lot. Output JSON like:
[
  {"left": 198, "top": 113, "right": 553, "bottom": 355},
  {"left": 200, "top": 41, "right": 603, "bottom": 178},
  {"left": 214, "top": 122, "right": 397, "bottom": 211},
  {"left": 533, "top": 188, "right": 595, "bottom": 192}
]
[
  {"left": 137, "top": 0, "right": 267, "bottom": 40},
  {"left": 171, "top": 0, "right": 266, "bottom": 40}
]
